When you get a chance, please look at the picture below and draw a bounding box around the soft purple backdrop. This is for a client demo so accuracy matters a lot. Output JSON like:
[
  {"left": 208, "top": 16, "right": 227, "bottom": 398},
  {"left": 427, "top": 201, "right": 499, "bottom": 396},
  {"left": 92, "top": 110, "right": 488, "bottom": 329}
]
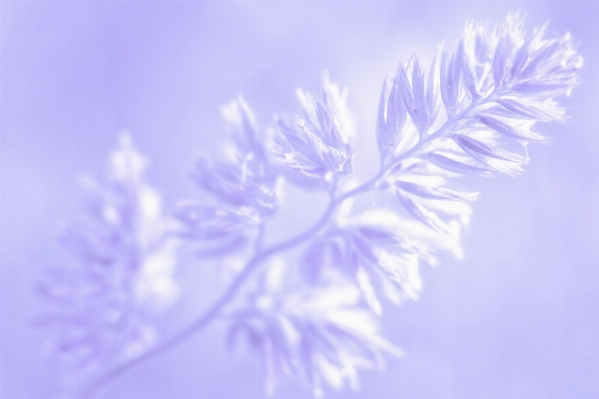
[{"left": 1, "top": 1, "right": 598, "bottom": 398}]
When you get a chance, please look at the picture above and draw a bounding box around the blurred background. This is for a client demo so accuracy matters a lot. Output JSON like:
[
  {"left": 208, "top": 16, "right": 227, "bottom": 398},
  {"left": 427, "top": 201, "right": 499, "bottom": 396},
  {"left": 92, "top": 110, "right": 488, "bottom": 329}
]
[{"left": 1, "top": 1, "right": 598, "bottom": 398}]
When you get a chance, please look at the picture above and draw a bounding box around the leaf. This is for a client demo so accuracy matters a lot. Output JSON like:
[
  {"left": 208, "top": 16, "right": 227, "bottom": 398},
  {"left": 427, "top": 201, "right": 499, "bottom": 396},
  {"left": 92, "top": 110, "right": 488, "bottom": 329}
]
[
  {"left": 521, "top": 40, "right": 559, "bottom": 78},
  {"left": 492, "top": 35, "right": 508, "bottom": 86},
  {"left": 376, "top": 78, "right": 389, "bottom": 156},
  {"left": 376, "top": 76, "right": 408, "bottom": 159},
  {"left": 441, "top": 47, "right": 462, "bottom": 111},
  {"left": 496, "top": 98, "right": 564, "bottom": 122},
  {"left": 356, "top": 268, "right": 382, "bottom": 315},
  {"left": 398, "top": 65, "right": 421, "bottom": 128},
  {"left": 412, "top": 59, "right": 428, "bottom": 129},
  {"left": 278, "top": 119, "right": 310, "bottom": 151},
  {"left": 393, "top": 75, "right": 408, "bottom": 136},
  {"left": 512, "top": 81, "right": 568, "bottom": 96},
  {"left": 351, "top": 234, "right": 378, "bottom": 265},
  {"left": 451, "top": 41, "right": 464, "bottom": 102},
  {"left": 477, "top": 155, "right": 525, "bottom": 176},
  {"left": 511, "top": 24, "right": 549, "bottom": 79},
  {"left": 316, "top": 101, "right": 335, "bottom": 140},
  {"left": 462, "top": 43, "right": 479, "bottom": 98},
  {"left": 428, "top": 153, "right": 496, "bottom": 176},
  {"left": 453, "top": 134, "right": 527, "bottom": 163},
  {"left": 510, "top": 41, "right": 531, "bottom": 79},
  {"left": 222, "top": 96, "right": 261, "bottom": 157},
  {"left": 385, "top": 80, "right": 398, "bottom": 141},
  {"left": 476, "top": 115, "right": 548, "bottom": 142},
  {"left": 357, "top": 226, "right": 402, "bottom": 247},
  {"left": 395, "top": 181, "right": 479, "bottom": 201},
  {"left": 397, "top": 64, "right": 414, "bottom": 106},
  {"left": 425, "top": 50, "right": 440, "bottom": 122},
  {"left": 440, "top": 51, "right": 452, "bottom": 110},
  {"left": 397, "top": 194, "right": 450, "bottom": 234}
]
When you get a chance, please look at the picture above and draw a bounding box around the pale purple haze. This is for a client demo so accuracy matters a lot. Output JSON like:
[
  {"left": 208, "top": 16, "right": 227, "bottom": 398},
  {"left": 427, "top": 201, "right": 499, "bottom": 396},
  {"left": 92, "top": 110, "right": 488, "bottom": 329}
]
[{"left": 1, "top": 2, "right": 598, "bottom": 399}]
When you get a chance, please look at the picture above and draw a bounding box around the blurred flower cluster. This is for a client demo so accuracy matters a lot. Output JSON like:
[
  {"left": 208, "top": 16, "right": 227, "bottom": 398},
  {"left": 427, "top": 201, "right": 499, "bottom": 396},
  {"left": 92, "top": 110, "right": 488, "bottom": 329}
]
[
  {"left": 38, "top": 13, "right": 582, "bottom": 398},
  {"left": 228, "top": 260, "right": 403, "bottom": 398},
  {"left": 37, "top": 134, "right": 179, "bottom": 377}
]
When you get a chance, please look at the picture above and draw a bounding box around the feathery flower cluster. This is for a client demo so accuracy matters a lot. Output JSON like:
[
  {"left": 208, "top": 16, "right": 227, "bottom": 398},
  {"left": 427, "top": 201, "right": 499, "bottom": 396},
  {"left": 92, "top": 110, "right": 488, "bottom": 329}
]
[
  {"left": 228, "top": 260, "right": 402, "bottom": 398},
  {"left": 226, "top": 13, "right": 581, "bottom": 396},
  {"left": 274, "top": 73, "right": 356, "bottom": 192},
  {"left": 38, "top": 13, "right": 582, "bottom": 398},
  {"left": 37, "top": 134, "right": 179, "bottom": 374},
  {"left": 192, "top": 97, "right": 277, "bottom": 216},
  {"left": 176, "top": 97, "right": 278, "bottom": 256}
]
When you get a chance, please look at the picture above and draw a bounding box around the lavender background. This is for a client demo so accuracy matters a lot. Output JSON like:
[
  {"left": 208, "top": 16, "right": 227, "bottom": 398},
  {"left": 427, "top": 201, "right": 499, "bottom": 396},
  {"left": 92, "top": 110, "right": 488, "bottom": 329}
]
[{"left": 1, "top": 1, "right": 598, "bottom": 398}]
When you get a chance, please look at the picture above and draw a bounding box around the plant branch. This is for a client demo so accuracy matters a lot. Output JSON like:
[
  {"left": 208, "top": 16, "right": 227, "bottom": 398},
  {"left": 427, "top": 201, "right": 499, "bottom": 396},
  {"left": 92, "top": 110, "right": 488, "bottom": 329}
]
[
  {"left": 80, "top": 90, "right": 499, "bottom": 399},
  {"left": 78, "top": 171, "right": 381, "bottom": 398}
]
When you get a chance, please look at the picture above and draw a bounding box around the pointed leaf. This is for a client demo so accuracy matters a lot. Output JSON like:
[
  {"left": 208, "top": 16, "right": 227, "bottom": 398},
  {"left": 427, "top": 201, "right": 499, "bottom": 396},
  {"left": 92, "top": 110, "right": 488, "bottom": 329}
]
[
  {"left": 356, "top": 268, "right": 382, "bottom": 315},
  {"left": 395, "top": 181, "right": 479, "bottom": 201},
  {"left": 352, "top": 234, "right": 378, "bottom": 265},
  {"left": 496, "top": 98, "right": 564, "bottom": 122},
  {"left": 428, "top": 153, "right": 496, "bottom": 176},
  {"left": 512, "top": 81, "right": 567, "bottom": 96},
  {"left": 462, "top": 44, "right": 479, "bottom": 98},
  {"left": 393, "top": 75, "right": 408, "bottom": 136},
  {"left": 376, "top": 78, "right": 389, "bottom": 156},
  {"left": 397, "top": 194, "right": 450, "bottom": 234},
  {"left": 510, "top": 42, "right": 531, "bottom": 79},
  {"left": 440, "top": 51, "right": 452, "bottom": 110},
  {"left": 412, "top": 60, "right": 428, "bottom": 129},
  {"left": 425, "top": 50, "right": 440, "bottom": 121},
  {"left": 357, "top": 226, "right": 403, "bottom": 247},
  {"left": 451, "top": 41, "right": 464, "bottom": 102},
  {"left": 477, "top": 115, "right": 548, "bottom": 142},
  {"left": 493, "top": 36, "right": 508, "bottom": 86},
  {"left": 398, "top": 65, "right": 420, "bottom": 126},
  {"left": 385, "top": 80, "right": 397, "bottom": 134},
  {"left": 453, "top": 134, "right": 527, "bottom": 163},
  {"left": 521, "top": 40, "right": 559, "bottom": 78}
]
